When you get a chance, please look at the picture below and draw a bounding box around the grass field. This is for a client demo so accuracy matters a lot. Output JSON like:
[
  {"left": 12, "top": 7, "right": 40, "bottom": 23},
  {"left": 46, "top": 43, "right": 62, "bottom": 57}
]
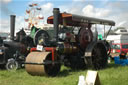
[{"left": 0, "top": 63, "right": 128, "bottom": 85}]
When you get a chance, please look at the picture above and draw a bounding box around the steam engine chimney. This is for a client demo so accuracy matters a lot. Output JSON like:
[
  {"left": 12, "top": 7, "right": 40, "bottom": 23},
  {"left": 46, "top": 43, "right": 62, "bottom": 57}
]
[
  {"left": 53, "top": 8, "right": 60, "bottom": 43},
  {"left": 10, "top": 15, "right": 16, "bottom": 40}
]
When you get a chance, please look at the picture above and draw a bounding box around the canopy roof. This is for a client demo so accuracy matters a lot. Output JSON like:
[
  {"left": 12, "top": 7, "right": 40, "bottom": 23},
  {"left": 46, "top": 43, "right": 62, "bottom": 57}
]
[{"left": 47, "top": 13, "right": 115, "bottom": 26}]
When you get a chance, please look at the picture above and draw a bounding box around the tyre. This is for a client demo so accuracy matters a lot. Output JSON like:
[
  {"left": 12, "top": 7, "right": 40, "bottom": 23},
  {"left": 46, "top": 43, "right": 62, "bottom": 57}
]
[{"left": 5, "top": 59, "right": 19, "bottom": 70}]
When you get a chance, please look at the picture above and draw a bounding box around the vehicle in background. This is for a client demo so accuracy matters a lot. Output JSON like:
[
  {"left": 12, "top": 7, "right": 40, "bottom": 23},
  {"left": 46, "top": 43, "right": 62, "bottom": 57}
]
[
  {"left": 0, "top": 15, "right": 32, "bottom": 70},
  {"left": 107, "top": 34, "right": 128, "bottom": 58},
  {"left": 110, "top": 43, "right": 128, "bottom": 58}
]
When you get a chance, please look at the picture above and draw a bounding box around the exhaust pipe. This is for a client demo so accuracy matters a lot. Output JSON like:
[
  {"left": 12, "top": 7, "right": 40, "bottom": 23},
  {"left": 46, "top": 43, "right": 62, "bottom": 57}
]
[
  {"left": 53, "top": 8, "right": 60, "bottom": 43},
  {"left": 10, "top": 15, "right": 16, "bottom": 41}
]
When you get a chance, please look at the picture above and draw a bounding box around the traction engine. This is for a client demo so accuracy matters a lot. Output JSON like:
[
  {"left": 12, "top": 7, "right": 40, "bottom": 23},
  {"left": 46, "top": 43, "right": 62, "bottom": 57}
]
[{"left": 25, "top": 8, "right": 115, "bottom": 76}]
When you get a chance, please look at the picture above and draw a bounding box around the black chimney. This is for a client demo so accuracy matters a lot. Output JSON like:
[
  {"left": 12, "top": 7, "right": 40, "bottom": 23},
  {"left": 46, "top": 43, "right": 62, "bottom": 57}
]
[
  {"left": 53, "top": 8, "right": 60, "bottom": 43},
  {"left": 10, "top": 15, "right": 16, "bottom": 40}
]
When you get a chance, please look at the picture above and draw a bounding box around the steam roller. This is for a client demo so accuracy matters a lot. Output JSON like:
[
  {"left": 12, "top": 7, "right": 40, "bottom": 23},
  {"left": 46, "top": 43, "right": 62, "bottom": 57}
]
[{"left": 25, "top": 8, "right": 115, "bottom": 76}]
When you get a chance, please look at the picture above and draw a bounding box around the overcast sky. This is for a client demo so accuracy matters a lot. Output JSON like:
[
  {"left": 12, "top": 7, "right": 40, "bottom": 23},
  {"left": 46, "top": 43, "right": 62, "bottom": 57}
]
[{"left": 0, "top": 0, "right": 128, "bottom": 35}]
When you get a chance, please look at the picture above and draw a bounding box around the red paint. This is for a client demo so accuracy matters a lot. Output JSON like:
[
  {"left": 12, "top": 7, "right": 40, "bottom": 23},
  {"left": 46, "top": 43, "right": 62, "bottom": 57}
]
[
  {"left": 30, "top": 47, "right": 37, "bottom": 52},
  {"left": 111, "top": 43, "right": 128, "bottom": 54},
  {"left": 44, "top": 47, "right": 56, "bottom": 61},
  {"left": 30, "top": 47, "right": 56, "bottom": 61}
]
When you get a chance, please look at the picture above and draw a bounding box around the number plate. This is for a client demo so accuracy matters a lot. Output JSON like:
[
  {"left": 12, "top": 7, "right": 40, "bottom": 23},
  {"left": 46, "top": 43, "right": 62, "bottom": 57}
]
[
  {"left": 85, "top": 52, "right": 92, "bottom": 56},
  {"left": 36, "top": 45, "right": 44, "bottom": 51}
]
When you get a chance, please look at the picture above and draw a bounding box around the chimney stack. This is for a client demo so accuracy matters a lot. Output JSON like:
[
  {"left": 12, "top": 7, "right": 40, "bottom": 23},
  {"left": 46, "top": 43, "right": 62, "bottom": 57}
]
[{"left": 10, "top": 15, "right": 16, "bottom": 40}]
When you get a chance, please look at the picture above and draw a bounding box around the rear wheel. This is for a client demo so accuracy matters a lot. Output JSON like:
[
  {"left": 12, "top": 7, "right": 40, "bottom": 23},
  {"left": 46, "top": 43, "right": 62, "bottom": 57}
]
[{"left": 92, "top": 43, "right": 108, "bottom": 69}]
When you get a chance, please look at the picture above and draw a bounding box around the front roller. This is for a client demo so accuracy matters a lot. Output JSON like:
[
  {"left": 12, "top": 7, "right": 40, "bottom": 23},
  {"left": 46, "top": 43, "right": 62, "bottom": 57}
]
[{"left": 25, "top": 52, "right": 61, "bottom": 76}]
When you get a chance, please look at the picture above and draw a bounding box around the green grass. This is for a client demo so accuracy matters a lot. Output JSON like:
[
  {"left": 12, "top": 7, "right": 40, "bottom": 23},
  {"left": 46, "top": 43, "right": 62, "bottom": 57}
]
[{"left": 0, "top": 63, "right": 128, "bottom": 85}]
